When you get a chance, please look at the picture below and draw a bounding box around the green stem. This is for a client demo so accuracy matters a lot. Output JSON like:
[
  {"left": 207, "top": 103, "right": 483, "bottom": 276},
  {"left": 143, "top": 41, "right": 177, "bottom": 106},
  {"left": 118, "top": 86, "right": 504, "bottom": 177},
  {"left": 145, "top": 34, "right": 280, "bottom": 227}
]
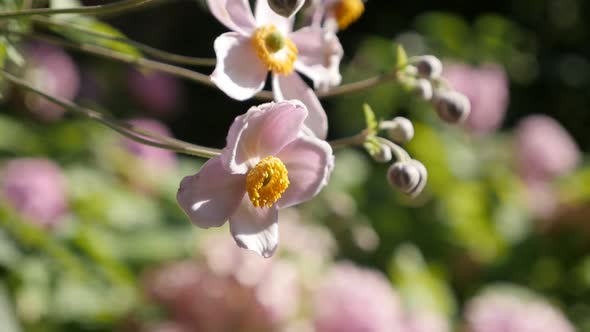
[
  {"left": 375, "top": 136, "right": 411, "bottom": 162},
  {"left": 33, "top": 16, "right": 216, "bottom": 66},
  {"left": 0, "top": 0, "right": 154, "bottom": 19},
  {"left": 0, "top": 206, "right": 89, "bottom": 280},
  {"left": 22, "top": 31, "right": 218, "bottom": 89},
  {"left": 0, "top": 70, "right": 222, "bottom": 159},
  {"left": 329, "top": 130, "right": 370, "bottom": 149},
  {"left": 10, "top": 30, "right": 400, "bottom": 101}
]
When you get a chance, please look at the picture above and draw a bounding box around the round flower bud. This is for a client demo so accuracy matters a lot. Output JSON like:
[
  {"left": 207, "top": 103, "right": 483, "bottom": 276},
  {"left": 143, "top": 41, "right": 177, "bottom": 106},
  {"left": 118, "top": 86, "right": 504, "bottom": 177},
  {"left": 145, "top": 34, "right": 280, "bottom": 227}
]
[
  {"left": 370, "top": 145, "right": 392, "bottom": 163},
  {"left": 432, "top": 90, "right": 471, "bottom": 124},
  {"left": 380, "top": 117, "right": 415, "bottom": 144},
  {"left": 413, "top": 78, "right": 433, "bottom": 100},
  {"left": 413, "top": 55, "right": 443, "bottom": 79},
  {"left": 387, "top": 160, "right": 427, "bottom": 198},
  {"left": 267, "top": 0, "right": 305, "bottom": 17}
]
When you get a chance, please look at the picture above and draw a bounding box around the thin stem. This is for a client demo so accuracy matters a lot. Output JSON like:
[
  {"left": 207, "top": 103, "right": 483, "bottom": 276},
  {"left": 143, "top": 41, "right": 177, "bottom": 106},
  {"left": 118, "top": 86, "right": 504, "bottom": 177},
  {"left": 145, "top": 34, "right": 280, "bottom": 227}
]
[
  {"left": 375, "top": 136, "right": 411, "bottom": 162},
  {"left": 12, "top": 30, "right": 401, "bottom": 101},
  {"left": 0, "top": 70, "right": 222, "bottom": 159},
  {"left": 0, "top": 0, "right": 153, "bottom": 19},
  {"left": 329, "top": 130, "right": 370, "bottom": 149},
  {"left": 33, "top": 16, "right": 216, "bottom": 66},
  {"left": 15, "top": 31, "right": 218, "bottom": 89}
]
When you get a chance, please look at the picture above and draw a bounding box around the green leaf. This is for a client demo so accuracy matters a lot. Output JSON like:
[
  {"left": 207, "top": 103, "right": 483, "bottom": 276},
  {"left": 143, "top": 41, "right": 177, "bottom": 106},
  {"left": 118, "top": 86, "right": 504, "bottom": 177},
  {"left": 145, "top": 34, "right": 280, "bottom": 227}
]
[
  {"left": 395, "top": 44, "right": 408, "bottom": 68},
  {"left": 363, "top": 103, "right": 378, "bottom": 134},
  {"left": 0, "top": 283, "right": 22, "bottom": 332},
  {"left": 389, "top": 244, "right": 456, "bottom": 317},
  {"left": 49, "top": 0, "right": 142, "bottom": 58},
  {"left": 363, "top": 136, "right": 381, "bottom": 156}
]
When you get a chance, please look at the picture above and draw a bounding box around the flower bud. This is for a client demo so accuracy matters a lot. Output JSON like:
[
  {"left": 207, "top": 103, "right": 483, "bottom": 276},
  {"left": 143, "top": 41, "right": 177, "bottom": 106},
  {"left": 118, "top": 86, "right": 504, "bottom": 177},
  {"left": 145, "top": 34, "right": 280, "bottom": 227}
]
[
  {"left": 413, "top": 55, "right": 443, "bottom": 79},
  {"left": 432, "top": 90, "right": 471, "bottom": 124},
  {"left": 387, "top": 160, "right": 427, "bottom": 198},
  {"left": 413, "top": 78, "right": 433, "bottom": 100},
  {"left": 370, "top": 145, "right": 392, "bottom": 163},
  {"left": 267, "top": 0, "right": 305, "bottom": 17},
  {"left": 380, "top": 117, "right": 414, "bottom": 144}
]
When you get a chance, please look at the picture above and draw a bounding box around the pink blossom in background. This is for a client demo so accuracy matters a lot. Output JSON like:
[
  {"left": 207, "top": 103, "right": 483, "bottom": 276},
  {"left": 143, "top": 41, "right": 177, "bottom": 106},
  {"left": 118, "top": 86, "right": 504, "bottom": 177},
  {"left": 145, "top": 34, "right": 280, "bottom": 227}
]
[
  {"left": 144, "top": 249, "right": 300, "bottom": 332},
  {"left": 312, "top": 262, "right": 405, "bottom": 332},
  {"left": 127, "top": 69, "right": 183, "bottom": 116},
  {"left": 0, "top": 158, "right": 68, "bottom": 228},
  {"left": 404, "top": 310, "right": 450, "bottom": 332},
  {"left": 23, "top": 43, "right": 80, "bottom": 121},
  {"left": 177, "top": 100, "right": 334, "bottom": 258},
  {"left": 122, "top": 118, "right": 178, "bottom": 171},
  {"left": 514, "top": 115, "right": 580, "bottom": 219},
  {"left": 465, "top": 287, "right": 575, "bottom": 332},
  {"left": 515, "top": 115, "right": 580, "bottom": 182},
  {"left": 443, "top": 63, "right": 509, "bottom": 134}
]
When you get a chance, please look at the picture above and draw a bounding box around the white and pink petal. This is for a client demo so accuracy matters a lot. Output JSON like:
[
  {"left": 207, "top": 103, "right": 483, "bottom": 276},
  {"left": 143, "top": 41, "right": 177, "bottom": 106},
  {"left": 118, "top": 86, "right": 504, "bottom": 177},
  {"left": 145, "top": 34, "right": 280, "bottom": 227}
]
[
  {"left": 277, "top": 135, "right": 334, "bottom": 209},
  {"left": 177, "top": 157, "right": 245, "bottom": 228},
  {"left": 220, "top": 100, "right": 308, "bottom": 174},
  {"left": 207, "top": 0, "right": 256, "bottom": 35},
  {"left": 291, "top": 27, "right": 343, "bottom": 90},
  {"left": 254, "top": 0, "right": 293, "bottom": 34},
  {"left": 273, "top": 73, "right": 328, "bottom": 139},
  {"left": 211, "top": 32, "right": 268, "bottom": 101},
  {"left": 229, "top": 196, "right": 280, "bottom": 258}
]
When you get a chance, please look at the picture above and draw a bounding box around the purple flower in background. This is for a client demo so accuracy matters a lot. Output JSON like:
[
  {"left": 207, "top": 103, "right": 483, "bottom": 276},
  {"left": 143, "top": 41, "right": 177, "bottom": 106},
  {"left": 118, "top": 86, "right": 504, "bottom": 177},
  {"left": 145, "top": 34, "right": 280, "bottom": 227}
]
[
  {"left": 144, "top": 247, "right": 300, "bottom": 332},
  {"left": 127, "top": 69, "right": 183, "bottom": 116},
  {"left": 443, "top": 63, "right": 509, "bottom": 134},
  {"left": 514, "top": 115, "right": 580, "bottom": 219},
  {"left": 122, "top": 118, "right": 178, "bottom": 171},
  {"left": 312, "top": 262, "right": 405, "bottom": 332},
  {"left": 23, "top": 43, "right": 80, "bottom": 121},
  {"left": 1, "top": 158, "right": 68, "bottom": 228},
  {"left": 465, "top": 287, "right": 575, "bottom": 332},
  {"left": 515, "top": 115, "right": 580, "bottom": 182}
]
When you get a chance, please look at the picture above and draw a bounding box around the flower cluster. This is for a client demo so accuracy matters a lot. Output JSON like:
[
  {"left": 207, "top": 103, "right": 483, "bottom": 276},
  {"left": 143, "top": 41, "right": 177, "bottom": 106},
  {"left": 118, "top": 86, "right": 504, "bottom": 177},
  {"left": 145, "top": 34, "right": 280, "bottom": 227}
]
[
  {"left": 464, "top": 285, "right": 575, "bottom": 332},
  {"left": 174, "top": 0, "right": 473, "bottom": 257}
]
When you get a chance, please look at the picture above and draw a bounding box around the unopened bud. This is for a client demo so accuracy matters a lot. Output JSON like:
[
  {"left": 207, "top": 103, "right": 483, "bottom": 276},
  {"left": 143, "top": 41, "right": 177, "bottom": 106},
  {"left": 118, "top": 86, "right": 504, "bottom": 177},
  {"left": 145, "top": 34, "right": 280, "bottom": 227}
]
[
  {"left": 432, "top": 90, "right": 471, "bottom": 124},
  {"left": 267, "top": 0, "right": 305, "bottom": 17},
  {"left": 387, "top": 159, "right": 427, "bottom": 198},
  {"left": 412, "top": 55, "right": 443, "bottom": 79},
  {"left": 380, "top": 117, "right": 414, "bottom": 144},
  {"left": 413, "top": 78, "right": 433, "bottom": 100},
  {"left": 370, "top": 144, "right": 392, "bottom": 163}
]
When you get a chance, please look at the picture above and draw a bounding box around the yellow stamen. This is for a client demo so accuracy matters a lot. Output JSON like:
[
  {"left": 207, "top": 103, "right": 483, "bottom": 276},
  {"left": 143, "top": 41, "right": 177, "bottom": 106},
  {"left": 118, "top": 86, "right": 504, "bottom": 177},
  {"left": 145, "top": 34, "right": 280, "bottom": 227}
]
[
  {"left": 246, "top": 156, "right": 290, "bottom": 208},
  {"left": 252, "top": 25, "right": 298, "bottom": 75},
  {"left": 333, "top": 0, "right": 364, "bottom": 30}
]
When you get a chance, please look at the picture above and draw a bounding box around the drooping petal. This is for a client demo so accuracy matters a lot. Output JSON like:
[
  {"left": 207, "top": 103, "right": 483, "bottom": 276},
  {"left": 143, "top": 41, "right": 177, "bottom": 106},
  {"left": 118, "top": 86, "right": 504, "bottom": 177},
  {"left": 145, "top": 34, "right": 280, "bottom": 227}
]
[
  {"left": 276, "top": 135, "right": 334, "bottom": 208},
  {"left": 291, "top": 27, "right": 343, "bottom": 90},
  {"left": 273, "top": 74, "right": 328, "bottom": 139},
  {"left": 229, "top": 196, "right": 279, "bottom": 258},
  {"left": 207, "top": 0, "right": 256, "bottom": 35},
  {"left": 177, "top": 157, "right": 245, "bottom": 228},
  {"left": 211, "top": 32, "right": 268, "bottom": 101},
  {"left": 254, "top": 0, "right": 293, "bottom": 34},
  {"left": 221, "top": 100, "right": 308, "bottom": 174}
]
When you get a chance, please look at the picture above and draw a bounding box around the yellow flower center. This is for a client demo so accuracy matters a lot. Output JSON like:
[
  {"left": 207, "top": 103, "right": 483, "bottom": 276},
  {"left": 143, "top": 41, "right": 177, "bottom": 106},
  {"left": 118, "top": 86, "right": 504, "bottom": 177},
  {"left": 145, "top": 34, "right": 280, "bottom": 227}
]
[
  {"left": 252, "top": 25, "right": 298, "bottom": 75},
  {"left": 246, "top": 156, "right": 290, "bottom": 208},
  {"left": 333, "top": 0, "right": 364, "bottom": 30}
]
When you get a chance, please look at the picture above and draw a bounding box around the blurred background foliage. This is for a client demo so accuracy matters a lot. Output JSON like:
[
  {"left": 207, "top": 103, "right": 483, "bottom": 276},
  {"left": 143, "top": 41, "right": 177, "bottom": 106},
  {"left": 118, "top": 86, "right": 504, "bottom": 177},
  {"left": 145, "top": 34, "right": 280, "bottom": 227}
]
[{"left": 0, "top": 0, "right": 590, "bottom": 331}]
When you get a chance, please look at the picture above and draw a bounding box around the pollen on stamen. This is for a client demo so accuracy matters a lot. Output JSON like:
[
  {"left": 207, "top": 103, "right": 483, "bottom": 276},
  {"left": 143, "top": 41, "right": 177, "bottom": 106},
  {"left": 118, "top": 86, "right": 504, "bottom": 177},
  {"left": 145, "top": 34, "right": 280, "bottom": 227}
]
[
  {"left": 252, "top": 25, "right": 298, "bottom": 75},
  {"left": 333, "top": 0, "right": 365, "bottom": 30},
  {"left": 246, "top": 156, "right": 290, "bottom": 208}
]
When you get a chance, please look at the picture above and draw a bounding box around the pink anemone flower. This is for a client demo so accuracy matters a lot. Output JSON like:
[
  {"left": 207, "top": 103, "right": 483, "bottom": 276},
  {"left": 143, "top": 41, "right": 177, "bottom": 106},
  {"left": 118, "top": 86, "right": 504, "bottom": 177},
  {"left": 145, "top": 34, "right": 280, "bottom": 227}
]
[
  {"left": 177, "top": 100, "right": 334, "bottom": 258},
  {"left": 207, "top": 0, "right": 344, "bottom": 139}
]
